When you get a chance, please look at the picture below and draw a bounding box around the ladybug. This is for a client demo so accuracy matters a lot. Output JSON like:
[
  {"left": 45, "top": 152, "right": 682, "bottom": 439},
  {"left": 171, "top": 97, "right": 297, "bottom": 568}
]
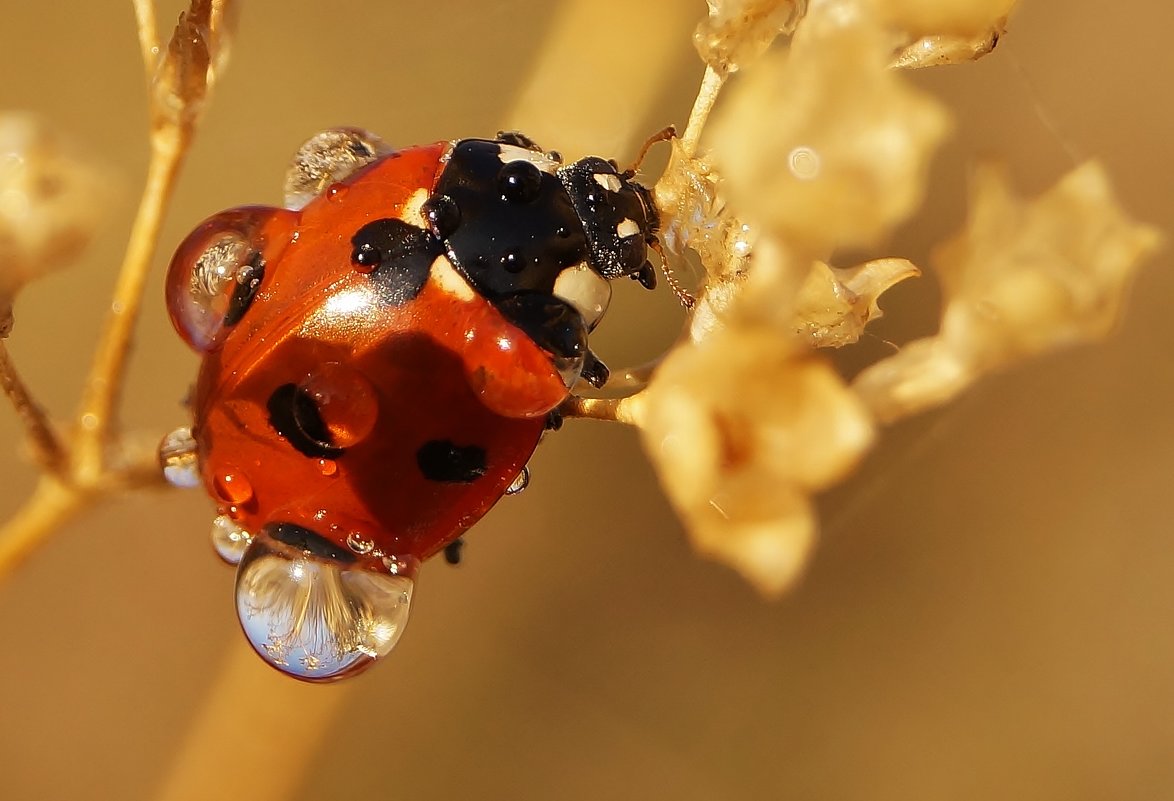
[{"left": 162, "top": 128, "right": 665, "bottom": 681}]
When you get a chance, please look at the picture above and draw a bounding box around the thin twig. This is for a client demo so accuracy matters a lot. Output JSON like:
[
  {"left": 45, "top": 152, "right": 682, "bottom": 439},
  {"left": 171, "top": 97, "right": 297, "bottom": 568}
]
[
  {"left": 132, "top": 0, "right": 161, "bottom": 79},
  {"left": 0, "top": 340, "right": 66, "bottom": 474},
  {"left": 0, "top": 479, "right": 85, "bottom": 583},
  {"left": 561, "top": 393, "right": 646, "bottom": 426},
  {"left": 679, "top": 65, "right": 725, "bottom": 158},
  {"left": 72, "top": 130, "right": 188, "bottom": 482}
]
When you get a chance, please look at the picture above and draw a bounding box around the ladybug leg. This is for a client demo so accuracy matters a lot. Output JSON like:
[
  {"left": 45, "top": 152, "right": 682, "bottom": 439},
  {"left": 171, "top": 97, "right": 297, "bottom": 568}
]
[
  {"left": 545, "top": 409, "right": 564, "bottom": 431},
  {"left": 444, "top": 538, "right": 465, "bottom": 566},
  {"left": 581, "top": 350, "right": 610, "bottom": 389}
]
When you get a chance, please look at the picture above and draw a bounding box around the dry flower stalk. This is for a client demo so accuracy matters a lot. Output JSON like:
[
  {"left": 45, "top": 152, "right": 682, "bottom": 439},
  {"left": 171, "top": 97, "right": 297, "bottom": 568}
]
[
  {"left": 565, "top": 0, "right": 1158, "bottom": 595},
  {"left": 0, "top": 0, "right": 236, "bottom": 582}
]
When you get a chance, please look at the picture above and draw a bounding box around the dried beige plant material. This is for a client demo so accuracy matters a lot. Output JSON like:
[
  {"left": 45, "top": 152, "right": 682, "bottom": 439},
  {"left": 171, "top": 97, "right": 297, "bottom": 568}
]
[
  {"left": 655, "top": 140, "right": 754, "bottom": 282},
  {"left": 890, "top": 27, "right": 1004, "bottom": 68},
  {"left": 0, "top": 114, "right": 109, "bottom": 329},
  {"left": 853, "top": 161, "right": 1163, "bottom": 422},
  {"left": 639, "top": 327, "right": 874, "bottom": 594},
  {"left": 695, "top": 0, "right": 808, "bottom": 74},
  {"left": 793, "top": 257, "right": 920, "bottom": 348},
  {"left": 869, "top": 0, "right": 1018, "bottom": 37},
  {"left": 708, "top": 21, "right": 950, "bottom": 253},
  {"left": 152, "top": 0, "right": 239, "bottom": 130}
]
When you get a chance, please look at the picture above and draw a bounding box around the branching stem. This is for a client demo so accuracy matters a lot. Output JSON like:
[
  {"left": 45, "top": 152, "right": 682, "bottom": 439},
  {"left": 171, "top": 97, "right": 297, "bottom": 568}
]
[{"left": 0, "top": 340, "right": 66, "bottom": 474}]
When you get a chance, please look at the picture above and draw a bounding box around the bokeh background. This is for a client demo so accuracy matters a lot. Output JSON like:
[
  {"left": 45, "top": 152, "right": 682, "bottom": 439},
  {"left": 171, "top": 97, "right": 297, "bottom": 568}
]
[{"left": 2, "top": 1, "right": 1173, "bottom": 799}]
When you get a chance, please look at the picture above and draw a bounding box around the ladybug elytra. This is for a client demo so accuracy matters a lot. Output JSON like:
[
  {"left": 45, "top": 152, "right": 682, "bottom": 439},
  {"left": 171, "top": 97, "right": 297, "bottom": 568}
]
[{"left": 162, "top": 128, "right": 662, "bottom": 681}]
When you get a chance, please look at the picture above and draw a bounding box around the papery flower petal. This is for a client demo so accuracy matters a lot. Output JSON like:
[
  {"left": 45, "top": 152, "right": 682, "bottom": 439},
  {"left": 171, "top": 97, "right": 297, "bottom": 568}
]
[
  {"left": 853, "top": 161, "right": 1162, "bottom": 422},
  {"left": 709, "top": 22, "right": 950, "bottom": 251}
]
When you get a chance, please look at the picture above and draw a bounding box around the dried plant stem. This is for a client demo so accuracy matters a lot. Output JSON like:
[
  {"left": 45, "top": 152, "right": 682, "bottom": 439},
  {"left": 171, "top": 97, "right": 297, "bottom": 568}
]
[
  {"left": 0, "top": 340, "right": 66, "bottom": 473},
  {"left": 680, "top": 65, "right": 725, "bottom": 158},
  {"left": 0, "top": 478, "right": 84, "bottom": 584},
  {"left": 565, "top": 65, "right": 724, "bottom": 425},
  {"left": 0, "top": 0, "right": 190, "bottom": 581},
  {"left": 561, "top": 394, "right": 645, "bottom": 427},
  {"left": 132, "top": 0, "right": 161, "bottom": 77},
  {"left": 73, "top": 131, "right": 187, "bottom": 481}
]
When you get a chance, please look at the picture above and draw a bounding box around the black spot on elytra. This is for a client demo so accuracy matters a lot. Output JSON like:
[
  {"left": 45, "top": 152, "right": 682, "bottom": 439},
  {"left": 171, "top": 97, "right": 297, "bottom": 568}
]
[
  {"left": 267, "top": 383, "right": 344, "bottom": 459},
  {"left": 223, "top": 251, "right": 265, "bottom": 327},
  {"left": 416, "top": 440, "right": 487, "bottom": 483},
  {"left": 349, "top": 218, "right": 440, "bottom": 305},
  {"left": 265, "top": 522, "right": 355, "bottom": 563}
]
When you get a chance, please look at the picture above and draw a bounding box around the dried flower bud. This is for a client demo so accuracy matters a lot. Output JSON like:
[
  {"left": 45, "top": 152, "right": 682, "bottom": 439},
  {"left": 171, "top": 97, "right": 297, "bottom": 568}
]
[
  {"left": 709, "top": 21, "right": 950, "bottom": 252},
  {"left": 0, "top": 114, "right": 109, "bottom": 321},
  {"left": 152, "top": 0, "right": 238, "bottom": 130},
  {"left": 853, "top": 161, "right": 1163, "bottom": 422},
  {"left": 640, "top": 326, "right": 874, "bottom": 594},
  {"left": 695, "top": 0, "right": 809, "bottom": 75}
]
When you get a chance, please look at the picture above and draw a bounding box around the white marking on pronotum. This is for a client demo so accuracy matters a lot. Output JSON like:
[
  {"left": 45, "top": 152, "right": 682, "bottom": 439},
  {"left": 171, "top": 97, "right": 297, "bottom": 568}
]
[
  {"left": 430, "top": 255, "right": 476, "bottom": 301},
  {"left": 553, "top": 263, "right": 612, "bottom": 329},
  {"left": 593, "top": 172, "right": 622, "bottom": 192},
  {"left": 495, "top": 143, "right": 559, "bottom": 174},
  {"left": 616, "top": 218, "right": 640, "bottom": 239},
  {"left": 401, "top": 187, "right": 431, "bottom": 229}
]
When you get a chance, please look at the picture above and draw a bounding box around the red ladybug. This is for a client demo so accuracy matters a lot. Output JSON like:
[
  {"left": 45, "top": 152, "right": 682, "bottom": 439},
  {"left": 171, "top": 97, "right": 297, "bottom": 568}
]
[{"left": 162, "top": 128, "right": 660, "bottom": 680}]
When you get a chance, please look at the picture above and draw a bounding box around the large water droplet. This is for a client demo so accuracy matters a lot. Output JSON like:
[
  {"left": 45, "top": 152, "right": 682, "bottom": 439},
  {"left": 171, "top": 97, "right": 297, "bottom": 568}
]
[
  {"left": 298, "top": 363, "right": 379, "bottom": 447},
  {"left": 158, "top": 426, "right": 200, "bottom": 489},
  {"left": 283, "top": 128, "right": 392, "bottom": 211},
  {"left": 235, "top": 526, "right": 415, "bottom": 681},
  {"left": 165, "top": 207, "right": 295, "bottom": 352}
]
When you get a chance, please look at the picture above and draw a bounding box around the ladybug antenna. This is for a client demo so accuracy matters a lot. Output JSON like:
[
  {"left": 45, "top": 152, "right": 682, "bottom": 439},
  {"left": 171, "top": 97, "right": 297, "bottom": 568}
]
[
  {"left": 648, "top": 237, "right": 695, "bottom": 310},
  {"left": 621, "top": 125, "right": 676, "bottom": 179}
]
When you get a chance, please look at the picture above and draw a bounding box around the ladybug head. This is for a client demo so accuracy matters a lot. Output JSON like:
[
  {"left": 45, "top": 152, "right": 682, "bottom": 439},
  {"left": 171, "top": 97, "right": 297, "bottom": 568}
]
[{"left": 556, "top": 156, "right": 659, "bottom": 282}]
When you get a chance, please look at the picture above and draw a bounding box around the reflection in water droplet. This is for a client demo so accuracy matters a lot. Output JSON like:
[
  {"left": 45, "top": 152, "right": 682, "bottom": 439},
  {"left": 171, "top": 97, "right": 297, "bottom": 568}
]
[
  {"left": 505, "top": 466, "right": 530, "bottom": 496},
  {"left": 788, "top": 146, "right": 821, "bottom": 180},
  {"left": 299, "top": 363, "right": 379, "bottom": 447},
  {"left": 158, "top": 426, "right": 200, "bottom": 489},
  {"left": 235, "top": 529, "right": 415, "bottom": 681},
  {"left": 213, "top": 470, "right": 254, "bottom": 505},
  {"left": 346, "top": 531, "right": 374, "bottom": 555},
  {"left": 211, "top": 514, "right": 251, "bottom": 565}
]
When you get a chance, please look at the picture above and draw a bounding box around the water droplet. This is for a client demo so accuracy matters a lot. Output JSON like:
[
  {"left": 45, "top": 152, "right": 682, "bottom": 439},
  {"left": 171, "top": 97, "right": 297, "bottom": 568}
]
[
  {"left": 213, "top": 469, "right": 254, "bottom": 505},
  {"left": 505, "top": 466, "right": 530, "bottom": 495},
  {"left": 211, "top": 514, "right": 251, "bottom": 565},
  {"left": 165, "top": 207, "right": 296, "bottom": 352},
  {"left": 235, "top": 528, "right": 416, "bottom": 681},
  {"left": 346, "top": 531, "right": 374, "bottom": 555},
  {"left": 298, "top": 363, "right": 379, "bottom": 447},
  {"left": 158, "top": 426, "right": 200, "bottom": 489},
  {"left": 788, "top": 146, "right": 821, "bottom": 180},
  {"left": 318, "top": 459, "right": 338, "bottom": 477},
  {"left": 282, "top": 128, "right": 391, "bottom": 211}
]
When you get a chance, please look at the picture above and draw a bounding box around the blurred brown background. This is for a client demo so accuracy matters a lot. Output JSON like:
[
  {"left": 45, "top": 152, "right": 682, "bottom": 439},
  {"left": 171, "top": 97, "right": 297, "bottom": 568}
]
[{"left": 2, "top": 1, "right": 1172, "bottom": 799}]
